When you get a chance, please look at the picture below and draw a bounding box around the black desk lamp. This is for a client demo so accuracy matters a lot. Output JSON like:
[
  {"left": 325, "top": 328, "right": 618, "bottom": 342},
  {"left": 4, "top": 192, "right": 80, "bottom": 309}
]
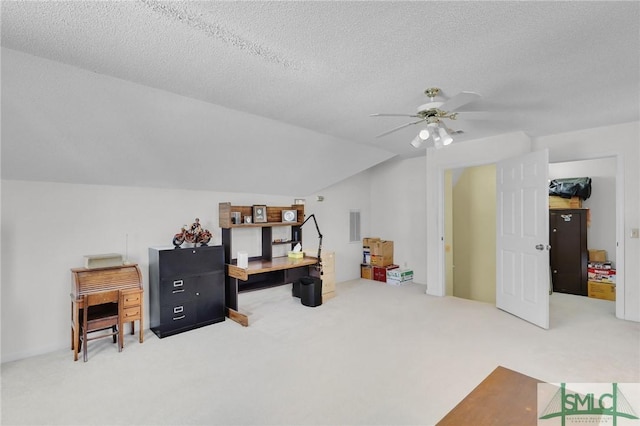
[{"left": 300, "top": 214, "right": 323, "bottom": 270}]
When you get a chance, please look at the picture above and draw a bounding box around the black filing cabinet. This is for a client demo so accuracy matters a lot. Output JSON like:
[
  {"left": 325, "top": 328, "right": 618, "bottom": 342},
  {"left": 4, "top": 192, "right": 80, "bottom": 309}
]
[{"left": 149, "top": 245, "right": 225, "bottom": 338}]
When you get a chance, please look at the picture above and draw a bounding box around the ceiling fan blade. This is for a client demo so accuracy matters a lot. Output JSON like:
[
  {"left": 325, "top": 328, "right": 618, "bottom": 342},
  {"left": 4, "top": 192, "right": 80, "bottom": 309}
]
[
  {"left": 375, "top": 119, "right": 425, "bottom": 138},
  {"left": 370, "top": 113, "right": 420, "bottom": 117},
  {"left": 440, "top": 91, "right": 481, "bottom": 112},
  {"left": 455, "top": 111, "right": 497, "bottom": 120}
]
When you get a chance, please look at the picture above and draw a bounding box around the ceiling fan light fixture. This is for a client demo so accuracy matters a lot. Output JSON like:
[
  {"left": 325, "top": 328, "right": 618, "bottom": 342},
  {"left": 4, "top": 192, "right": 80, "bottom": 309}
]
[
  {"left": 432, "top": 132, "right": 443, "bottom": 149},
  {"left": 418, "top": 129, "right": 430, "bottom": 140},
  {"left": 410, "top": 135, "right": 424, "bottom": 148},
  {"left": 439, "top": 126, "right": 454, "bottom": 146}
]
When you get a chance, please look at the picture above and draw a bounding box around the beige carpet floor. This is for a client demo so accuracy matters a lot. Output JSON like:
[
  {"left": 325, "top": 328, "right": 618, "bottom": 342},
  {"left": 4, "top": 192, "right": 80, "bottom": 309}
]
[{"left": 2, "top": 279, "right": 638, "bottom": 425}]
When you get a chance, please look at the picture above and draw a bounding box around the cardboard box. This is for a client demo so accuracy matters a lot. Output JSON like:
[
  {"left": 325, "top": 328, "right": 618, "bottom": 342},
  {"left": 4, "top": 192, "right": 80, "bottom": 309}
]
[
  {"left": 361, "top": 264, "right": 373, "bottom": 280},
  {"left": 373, "top": 264, "right": 398, "bottom": 282},
  {"left": 588, "top": 267, "right": 616, "bottom": 284},
  {"left": 362, "top": 238, "right": 380, "bottom": 265},
  {"left": 588, "top": 281, "right": 615, "bottom": 301},
  {"left": 549, "top": 196, "right": 582, "bottom": 209},
  {"left": 362, "top": 237, "right": 381, "bottom": 247},
  {"left": 369, "top": 240, "right": 394, "bottom": 266},
  {"left": 370, "top": 240, "right": 393, "bottom": 256},
  {"left": 371, "top": 254, "right": 394, "bottom": 267},
  {"left": 387, "top": 268, "right": 413, "bottom": 285},
  {"left": 588, "top": 249, "right": 607, "bottom": 262}
]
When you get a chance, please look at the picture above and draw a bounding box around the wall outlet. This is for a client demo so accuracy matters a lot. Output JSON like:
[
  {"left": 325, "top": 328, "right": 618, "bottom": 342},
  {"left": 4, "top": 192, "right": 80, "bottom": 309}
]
[{"left": 631, "top": 228, "right": 640, "bottom": 239}]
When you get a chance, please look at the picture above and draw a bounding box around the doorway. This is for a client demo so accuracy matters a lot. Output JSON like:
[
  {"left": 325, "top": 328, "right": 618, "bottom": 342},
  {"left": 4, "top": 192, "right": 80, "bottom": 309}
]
[
  {"left": 443, "top": 156, "right": 621, "bottom": 320},
  {"left": 445, "top": 164, "right": 496, "bottom": 304}
]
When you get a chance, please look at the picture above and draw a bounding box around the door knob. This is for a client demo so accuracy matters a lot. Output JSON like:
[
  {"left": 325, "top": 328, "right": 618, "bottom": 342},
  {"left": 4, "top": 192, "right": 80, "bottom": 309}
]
[{"left": 535, "top": 244, "right": 544, "bottom": 250}]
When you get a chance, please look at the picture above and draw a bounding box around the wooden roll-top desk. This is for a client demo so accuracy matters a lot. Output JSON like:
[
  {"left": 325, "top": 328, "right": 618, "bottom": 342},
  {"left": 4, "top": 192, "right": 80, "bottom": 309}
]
[{"left": 70, "top": 264, "right": 144, "bottom": 361}]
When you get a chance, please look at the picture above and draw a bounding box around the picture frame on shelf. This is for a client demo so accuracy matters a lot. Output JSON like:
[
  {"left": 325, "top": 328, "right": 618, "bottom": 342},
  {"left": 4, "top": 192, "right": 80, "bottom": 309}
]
[
  {"left": 253, "top": 205, "right": 267, "bottom": 223},
  {"left": 282, "top": 209, "right": 297, "bottom": 223}
]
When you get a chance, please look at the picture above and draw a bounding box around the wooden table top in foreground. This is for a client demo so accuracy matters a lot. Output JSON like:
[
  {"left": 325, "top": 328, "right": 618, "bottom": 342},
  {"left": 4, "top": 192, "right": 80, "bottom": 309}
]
[{"left": 437, "top": 366, "right": 543, "bottom": 426}]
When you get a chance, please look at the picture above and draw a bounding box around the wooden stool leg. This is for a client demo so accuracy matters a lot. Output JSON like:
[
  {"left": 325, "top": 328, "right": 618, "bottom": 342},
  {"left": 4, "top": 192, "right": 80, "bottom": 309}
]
[
  {"left": 119, "top": 320, "right": 124, "bottom": 350},
  {"left": 82, "top": 329, "right": 88, "bottom": 362}
]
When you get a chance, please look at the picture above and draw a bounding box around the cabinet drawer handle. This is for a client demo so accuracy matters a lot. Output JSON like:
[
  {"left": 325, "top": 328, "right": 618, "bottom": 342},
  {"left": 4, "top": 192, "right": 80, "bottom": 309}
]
[
  {"left": 173, "top": 280, "right": 183, "bottom": 287},
  {"left": 173, "top": 315, "right": 186, "bottom": 321},
  {"left": 172, "top": 289, "right": 185, "bottom": 294},
  {"left": 173, "top": 306, "right": 184, "bottom": 314}
]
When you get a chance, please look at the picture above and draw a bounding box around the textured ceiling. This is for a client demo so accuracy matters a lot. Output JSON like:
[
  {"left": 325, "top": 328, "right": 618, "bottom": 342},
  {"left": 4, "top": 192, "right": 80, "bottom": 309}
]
[{"left": 1, "top": 1, "right": 639, "bottom": 194}]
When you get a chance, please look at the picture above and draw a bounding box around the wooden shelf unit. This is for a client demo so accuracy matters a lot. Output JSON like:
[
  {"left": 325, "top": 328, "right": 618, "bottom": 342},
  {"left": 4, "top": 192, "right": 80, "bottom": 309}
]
[
  {"left": 219, "top": 202, "right": 318, "bottom": 327},
  {"left": 219, "top": 202, "right": 306, "bottom": 262},
  {"left": 219, "top": 202, "right": 305, "bottom": 229}
]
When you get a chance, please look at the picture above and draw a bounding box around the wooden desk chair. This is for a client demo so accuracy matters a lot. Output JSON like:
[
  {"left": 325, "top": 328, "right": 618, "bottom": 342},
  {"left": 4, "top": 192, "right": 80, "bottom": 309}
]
[{"left": 80, "top": 290, "right": 121, "bottom": 362}]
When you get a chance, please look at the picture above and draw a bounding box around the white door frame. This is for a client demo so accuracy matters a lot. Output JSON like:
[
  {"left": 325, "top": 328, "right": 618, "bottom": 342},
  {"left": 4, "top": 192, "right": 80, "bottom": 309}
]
[{"left": 433, "top": 152, "right": 625, "bottom": 320}]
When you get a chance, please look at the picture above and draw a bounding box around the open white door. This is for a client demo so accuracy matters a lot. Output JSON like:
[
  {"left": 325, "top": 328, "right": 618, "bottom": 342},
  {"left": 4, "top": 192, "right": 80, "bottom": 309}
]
[{"left": 496, "top": 149, "right": 550, "bottom": 329}]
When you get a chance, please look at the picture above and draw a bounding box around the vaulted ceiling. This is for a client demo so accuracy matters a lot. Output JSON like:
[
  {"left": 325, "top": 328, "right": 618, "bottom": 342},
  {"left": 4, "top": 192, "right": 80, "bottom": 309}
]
[{"left": 2, "top": 1, "right": 638, "bottom": 195}]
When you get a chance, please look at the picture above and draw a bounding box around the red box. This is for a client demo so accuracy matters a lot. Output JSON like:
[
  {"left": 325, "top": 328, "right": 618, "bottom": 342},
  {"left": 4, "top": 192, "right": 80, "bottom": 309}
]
[
  {"left": 373, "top": 264, "right": 398, "bottom": 282},
  {"left": 588, "top": 267, "right": 616, "bottom": 283}
]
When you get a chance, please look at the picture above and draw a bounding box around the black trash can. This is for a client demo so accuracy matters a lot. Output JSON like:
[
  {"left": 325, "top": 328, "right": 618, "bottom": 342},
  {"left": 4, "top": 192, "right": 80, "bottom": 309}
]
[
  {"left": 299, "top": 276, "right": 322, "bottom": 307},
  {"left": 292, "top": 279, "right": 301, "bottom": 298}
]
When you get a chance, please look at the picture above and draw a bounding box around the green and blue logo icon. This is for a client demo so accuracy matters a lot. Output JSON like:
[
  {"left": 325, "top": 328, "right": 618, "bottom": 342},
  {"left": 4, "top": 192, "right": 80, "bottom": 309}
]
[{"left": 538, "top": 383, "right": 639, "bottom": 425}]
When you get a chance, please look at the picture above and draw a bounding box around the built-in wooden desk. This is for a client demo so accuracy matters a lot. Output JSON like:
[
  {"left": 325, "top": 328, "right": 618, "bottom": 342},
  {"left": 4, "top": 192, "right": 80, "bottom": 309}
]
[
  {"left": 70, "top": 264, "right": 144, "bottom": 361},
  {"left": 226, "top": 256, "right": 319, "bottom": 326},
  {"left": 437, "top": 366, "right": 543, "bottom": 425}
]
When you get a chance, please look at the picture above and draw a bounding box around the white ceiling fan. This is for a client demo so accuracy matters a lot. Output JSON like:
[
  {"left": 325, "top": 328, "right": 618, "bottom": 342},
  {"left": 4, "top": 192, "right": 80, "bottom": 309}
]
[{"left": 371, "top": 87, "right": 488, "bottom": 149}]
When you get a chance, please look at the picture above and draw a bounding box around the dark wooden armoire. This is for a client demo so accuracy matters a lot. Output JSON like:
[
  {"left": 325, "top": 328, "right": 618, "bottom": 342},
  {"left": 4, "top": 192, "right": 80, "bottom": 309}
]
[{"left": 549, "top": 209, "right": 588, "bottom": 296}]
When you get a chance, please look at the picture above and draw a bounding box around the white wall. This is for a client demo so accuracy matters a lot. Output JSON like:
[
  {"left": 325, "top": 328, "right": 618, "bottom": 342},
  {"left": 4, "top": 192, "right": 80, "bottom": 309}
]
[
  {"left": 549, "top": 158, "right": 617, "bottom": 263},
  {"left": 0, "top": 175, "right": 371, "bottom": 362},
  {"left": 298, "top": 170, "right": 375, "bottom": 283},
  {"left": 368, "top": 157, "right": 427, "bottom": 284},
  {"left": 534, "top": 121, "right": 640, "bottom": 322}
]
